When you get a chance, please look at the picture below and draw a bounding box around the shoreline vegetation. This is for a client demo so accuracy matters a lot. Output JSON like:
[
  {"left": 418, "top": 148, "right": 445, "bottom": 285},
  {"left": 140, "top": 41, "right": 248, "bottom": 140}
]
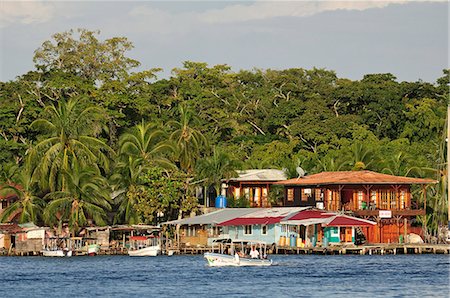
[{"left": 0, "top": 29, "right": 449, "bottom": 240}]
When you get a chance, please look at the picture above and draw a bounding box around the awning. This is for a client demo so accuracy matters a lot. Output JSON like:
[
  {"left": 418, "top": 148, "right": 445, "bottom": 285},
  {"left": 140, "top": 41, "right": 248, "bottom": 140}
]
[
  {"left": 280, "top": 218, "right": 330, "bottom": 226},
  {"left": 280, "top": 210, "right": 376, "bottom": 227},
  {"left": 325, "top": 215, "right": 376, "bottom": 227},
  {"left": 284, "top": 210, "right": 335, "bottom": 221}
]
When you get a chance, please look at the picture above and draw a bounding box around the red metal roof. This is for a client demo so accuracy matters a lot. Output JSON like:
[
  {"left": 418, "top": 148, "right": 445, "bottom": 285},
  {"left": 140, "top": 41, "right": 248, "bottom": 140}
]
[
  {"left": 219, "top": 217, "right": 284, "bottom": 226},
  {"left": 326, "top": 216, "right": 375, "bottom": 227},
  {"left": 274, "top": 170, "right": 437, "bottom": 186},
  {"left": 285, "top": 210, "right": 335, "bottom": 221}
]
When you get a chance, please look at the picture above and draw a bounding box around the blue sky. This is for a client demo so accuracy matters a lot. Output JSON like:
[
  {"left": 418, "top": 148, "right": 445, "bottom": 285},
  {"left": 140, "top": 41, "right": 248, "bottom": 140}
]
[{"left": 0, "top": 1, "right": 448, "bottom": 82}]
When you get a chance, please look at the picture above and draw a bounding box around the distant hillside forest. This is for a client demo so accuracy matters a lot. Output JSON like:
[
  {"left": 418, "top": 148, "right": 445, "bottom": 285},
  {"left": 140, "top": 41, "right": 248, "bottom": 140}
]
[{"left": 0, "top": 29, "right": 448, "bottom": 235}]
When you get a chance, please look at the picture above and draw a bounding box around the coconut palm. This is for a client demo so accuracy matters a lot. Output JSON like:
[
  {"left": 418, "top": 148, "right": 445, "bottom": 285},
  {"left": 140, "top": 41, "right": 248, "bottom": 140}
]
[
  {"left": 168, "top": 105, "right": 207, "bottom": 174},
  {"left": 195, "top": 147, "right": 240, "bottom": 195},
  {"left": 31, "top": 98, "right": 113, "bottom": 191},
  {"left": 347, "top": 141, "right": 377, "bottom": 171},
  {"left": 119, "top": 119, "right": 175, "bottom": 169},
  {"left": 0, "top": 165, "right": 44, "bottom": 224},
  {"left": 110, "top": 156, "right": 147, "bottom": 224},
  {"left": 43, "top": 163, "right": 111, "bottom": 234},
  {"left": 381, "top": 151, "right": 421, "bottom": 177}
]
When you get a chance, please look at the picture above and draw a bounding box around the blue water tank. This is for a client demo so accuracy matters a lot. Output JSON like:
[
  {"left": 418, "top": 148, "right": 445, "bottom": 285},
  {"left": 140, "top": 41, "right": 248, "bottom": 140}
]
[{"left": 215, "top": 195, "right": 227, "bottom": 208}]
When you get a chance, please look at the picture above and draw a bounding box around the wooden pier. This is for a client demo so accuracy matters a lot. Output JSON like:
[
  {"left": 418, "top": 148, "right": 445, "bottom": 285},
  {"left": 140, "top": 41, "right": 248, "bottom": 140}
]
[
  {"left": 164, "top": 243, "right": 450, "bottom": 256},
  {"left": 3, "top": 243, "right": 449, "bottom": 256},
  {"left": 274, "top": 243, "right": 450, "bottom": 255}
]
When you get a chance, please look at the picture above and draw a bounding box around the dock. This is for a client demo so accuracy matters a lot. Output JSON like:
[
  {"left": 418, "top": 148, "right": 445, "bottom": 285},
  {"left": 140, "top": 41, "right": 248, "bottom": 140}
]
[{"left": 165, "top": 243, "right": 450, "bottom": 256}]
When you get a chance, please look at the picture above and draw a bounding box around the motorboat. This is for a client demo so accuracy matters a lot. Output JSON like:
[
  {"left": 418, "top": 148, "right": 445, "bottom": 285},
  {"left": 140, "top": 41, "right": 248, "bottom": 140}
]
[
  {"left": 128, "top": 235, "right": 161, "bottom": 257},
  {"left": 42, "top": 249, "right": 72, "bottom": 257},
  {"left": 41, "top": 237, "right": 72, "bottom": 257},
  {"left": 204, "top": 240, "right": 272, "bottom": 267}
]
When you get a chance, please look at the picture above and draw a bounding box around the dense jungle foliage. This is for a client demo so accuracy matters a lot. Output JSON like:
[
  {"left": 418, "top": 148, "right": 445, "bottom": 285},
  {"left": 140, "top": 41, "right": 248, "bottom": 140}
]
[{"left": 0, "top": 29, "right": 448, "bottom": 236}]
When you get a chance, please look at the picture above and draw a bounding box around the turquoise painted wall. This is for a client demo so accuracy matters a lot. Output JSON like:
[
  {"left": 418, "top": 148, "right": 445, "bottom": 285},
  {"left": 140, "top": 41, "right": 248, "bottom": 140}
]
[
  {"left": 324, "top": 227, "right": 340, "bottom": 243},
  {"left": 324, "top": 227, "right": 355, "bottom": 243},
  {"left": 222, "top": 225, "right": 279, "bottom": 244}
]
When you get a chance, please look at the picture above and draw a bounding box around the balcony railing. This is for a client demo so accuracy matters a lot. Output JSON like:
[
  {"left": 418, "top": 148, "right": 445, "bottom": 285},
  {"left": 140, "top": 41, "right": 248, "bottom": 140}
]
[{"left": 353, "top": 209, "right": 426, "bottom": 217}]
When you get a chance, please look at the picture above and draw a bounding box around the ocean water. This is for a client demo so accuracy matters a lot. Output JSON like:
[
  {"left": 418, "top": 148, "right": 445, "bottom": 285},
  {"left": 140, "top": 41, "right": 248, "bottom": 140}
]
[{"left": 0, "top": 254, "right": 449, "bottom": 297}]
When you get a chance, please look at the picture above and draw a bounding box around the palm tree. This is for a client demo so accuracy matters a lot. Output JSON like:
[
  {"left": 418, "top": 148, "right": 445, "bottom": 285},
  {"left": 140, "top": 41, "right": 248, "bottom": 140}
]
[
  {"left": 347, "top": 141, "right": 377, "bottom": 171},
  {"left": 381, "top": 151, "right": 420, "bottom": 177},
  {"left": 168, "top": 105, "right": 207, "bottom": 174},
  {"left": 43, "top": 163, "right": 111, "bottom": 234},
  {"left": 31, "top": 98, "right": 113, "bottom": 191},
  {"left": 195, "top": 147, "right": 240, "bottom": 195},
  {"left": 110, "top": 156, "right": 147, "bottom": 224},
  {"left": 119, "top": 120, "right": 175, "bottom": 169},
  {"left": 0, "top": 165, "right": 44, "bottom": 224}
]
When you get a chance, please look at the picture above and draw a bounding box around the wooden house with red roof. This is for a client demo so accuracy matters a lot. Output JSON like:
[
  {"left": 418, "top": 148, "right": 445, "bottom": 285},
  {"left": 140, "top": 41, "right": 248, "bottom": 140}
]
[{"left": 274, "top": 170, "right": 438, "bottom": 243}]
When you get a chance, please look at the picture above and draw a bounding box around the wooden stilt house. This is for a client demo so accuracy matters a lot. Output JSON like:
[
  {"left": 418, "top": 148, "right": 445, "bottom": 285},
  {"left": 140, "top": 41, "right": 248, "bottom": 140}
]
[{"left": 274, "top": 170, "right": 437, "bottom": 243}]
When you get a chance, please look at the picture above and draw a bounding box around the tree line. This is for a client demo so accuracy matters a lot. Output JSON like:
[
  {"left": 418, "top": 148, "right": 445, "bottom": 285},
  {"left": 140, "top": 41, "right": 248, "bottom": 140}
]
[{"left": 0, "top": 29, "right": 448, "bottom": 236}]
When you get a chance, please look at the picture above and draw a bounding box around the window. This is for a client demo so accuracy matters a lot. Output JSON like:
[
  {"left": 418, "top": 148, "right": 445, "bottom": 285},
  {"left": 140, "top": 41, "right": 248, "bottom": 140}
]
[
  {"left": 244, "top": 225, "right": 252, "bottom": 235},
  {"left": 357, "top": 191, "right": 364, "bottom": 210},
  {"left": 370, "top": 191, "right": 377, "bottom": 209},
  {"left": 302, "top": 188, "right": 311, "bottom": 201},
  {"left": 261, "top": 225, "right": 267, "bottom": 235},
  {"left": 380, "top": 191, "right": 388, "bottom": 209},
  {"left": 187, "top": 226, "right": 196, "bottom": 237},
  {"left": 390, "top": 192, "right": 397, "bottom": 209},
  {"left": 287, "top": 188, "right": 294, "bottom": 202},
  {"left": 400, "top": 191, "right": 406, "bottom": 209}
]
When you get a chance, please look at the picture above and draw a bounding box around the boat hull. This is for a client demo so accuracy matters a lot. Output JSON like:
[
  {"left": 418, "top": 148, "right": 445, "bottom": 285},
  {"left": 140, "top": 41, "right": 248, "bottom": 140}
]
[
  {"left": 204, "top": 252, "right": 272, "bottom": 267},
  {"left": 42, "top": 250, "right": 72, "bottom": 257},
  {"left": 128, "top": 245, "right": 161, "bottom": 257}
]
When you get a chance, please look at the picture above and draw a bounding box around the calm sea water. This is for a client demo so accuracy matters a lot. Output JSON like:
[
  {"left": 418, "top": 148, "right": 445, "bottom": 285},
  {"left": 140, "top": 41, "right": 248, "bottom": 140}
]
[{"left": 0, "top": 254, "right": 449, "bottom": 297}]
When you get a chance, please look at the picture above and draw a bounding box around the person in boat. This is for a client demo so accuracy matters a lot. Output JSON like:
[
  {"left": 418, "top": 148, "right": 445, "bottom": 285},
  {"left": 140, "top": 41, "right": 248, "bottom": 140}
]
[
  {"left": 249, "top": 246, "right": 260, "bottom": 259},
  {"left": 235, "top": 248, "right": 244, "bottom": 257}
]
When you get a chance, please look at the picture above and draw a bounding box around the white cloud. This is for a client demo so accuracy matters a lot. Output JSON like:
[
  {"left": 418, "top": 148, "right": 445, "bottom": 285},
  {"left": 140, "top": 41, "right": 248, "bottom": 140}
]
[
  {"left": 198, "top": 1, "right": 408, "bottom": 24},
  {"left": 0, "top": 1, "right": 56, "bottom": 28}
]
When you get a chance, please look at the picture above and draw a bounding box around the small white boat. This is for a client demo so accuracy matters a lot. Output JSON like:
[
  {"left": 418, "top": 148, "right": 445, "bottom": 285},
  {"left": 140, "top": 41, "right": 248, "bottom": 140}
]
[
  {"left": 128, "top": 245, "right": 161, "bottom": 256},
  {"left": 42, "top": 249, "right": 72, "bottom": 257},
  {"left": 128, "top": 235, "right": 161, "bottom": 257},
  {"left": 204, "top": 252, "right": 272, "bottom": 267},
  {"left": 42, "top": 237, "right": 72, "bottom": 257},
  {"left": 204, "top": 240, "right": 272, "bottom": 267}
]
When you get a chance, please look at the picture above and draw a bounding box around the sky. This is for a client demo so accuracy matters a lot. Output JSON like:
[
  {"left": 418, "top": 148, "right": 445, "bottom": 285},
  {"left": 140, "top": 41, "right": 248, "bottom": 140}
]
[{"left": 0, "top": 0, "right": 448, "bottom": 83}]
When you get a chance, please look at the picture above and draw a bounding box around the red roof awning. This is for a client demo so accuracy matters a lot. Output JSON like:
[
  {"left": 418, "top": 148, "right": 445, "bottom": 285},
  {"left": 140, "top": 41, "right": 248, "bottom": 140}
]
[
  {"left": 326, "top": 216, "right": 375, "bottom": 227},
  {"left": 219, "top": 217, "right": 284, "bottom": 226},
  {"left": 285, "top": 210, "right": 335, "bottom": 221}
]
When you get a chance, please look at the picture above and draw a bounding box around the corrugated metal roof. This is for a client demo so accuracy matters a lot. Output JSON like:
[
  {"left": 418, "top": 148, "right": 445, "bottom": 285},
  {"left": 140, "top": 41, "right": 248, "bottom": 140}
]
[
  {"left": 326, "top": 215, "right": 376, "bottom": 227},
  {"left": 227, "top": 169, "right": 287, "bottom": 182},
  {"left": 274, "top": 170, "right": 437, "bottom": 186},
  {"left": 280, "top": 211, "right": 376, "bottom": 227},
  {"left": 161, "top": 208, "right": 256, "bottom": 225},
  {"left": 283, "top": 209, "right": 334, "bottom": 221},
  {"left": 218, "top": 207, "right": 309, "bottom": 226},
  {"left": 220, "top": 217, "right": 285, "bottom": 226}
]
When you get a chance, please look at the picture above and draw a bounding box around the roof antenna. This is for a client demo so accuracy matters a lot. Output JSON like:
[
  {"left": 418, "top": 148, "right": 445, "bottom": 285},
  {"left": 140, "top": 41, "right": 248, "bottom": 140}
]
[{"left": 296, "top": 166, "right": 306, "bottom": 178}]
